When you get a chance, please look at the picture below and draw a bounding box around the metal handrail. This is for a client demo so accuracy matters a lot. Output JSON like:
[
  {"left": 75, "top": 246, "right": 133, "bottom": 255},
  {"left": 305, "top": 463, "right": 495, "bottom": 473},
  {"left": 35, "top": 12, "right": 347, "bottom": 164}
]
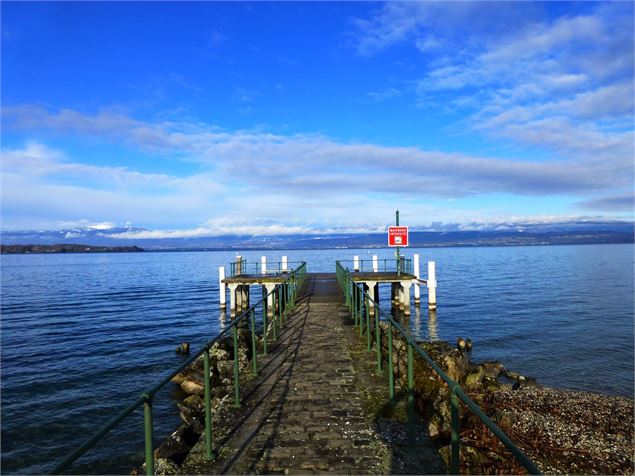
[
  {"left": 51, "top": 262, "right": 308, "bottom": 475},
  {"left": 334, "top": 261, "right": 540, "bottom": 475},
  {"left": 338, "top": 258, "right": 413, "bottom": 274},
  {"left": 229, "top": 260, "right": 305, "bottom": 277}
]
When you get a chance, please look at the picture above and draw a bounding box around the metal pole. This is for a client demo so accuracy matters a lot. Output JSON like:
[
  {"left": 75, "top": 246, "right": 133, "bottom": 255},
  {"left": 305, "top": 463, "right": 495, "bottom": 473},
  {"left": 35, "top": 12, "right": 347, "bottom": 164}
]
[
  {"left": 407, "top": 341, "right": 414, "bottom": 444},
  {"left": 143, "top": 398, "right": 154, "bottom": 476},
  {"left": 375, "top": 310, "right": 382, "bottom": 373},
  {"left": 262, "top": 288, "right": 268, "bottom": 355},
  {"left": 250, "top": 309, "right": 258, "bottom": 375},
  {"left": 233, "top": 324, "right": 240, "bottom": 407},
  {"left": 396, "top": 210, "right": 401, "bottom": 276},
  {"left": 388, "top": 325, "right": 394, "bottom": 399},
  {"left": 358, "top": 286, "right": 364, "bottom": 337},
  {"left": 203, "top": 350, "right": 214, "bottom": 459},
  {"left": 451, "top": 388, "right": 460, "bottom": 474},
  {"left": 366, "top": 294, "right": 371, "bottom": 351}
]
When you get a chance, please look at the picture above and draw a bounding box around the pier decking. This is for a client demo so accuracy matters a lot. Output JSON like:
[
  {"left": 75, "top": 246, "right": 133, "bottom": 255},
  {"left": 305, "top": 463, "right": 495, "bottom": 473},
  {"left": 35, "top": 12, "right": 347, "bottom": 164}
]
[{"left": 180, "top": 273, "right": 444, "bottom": 474}]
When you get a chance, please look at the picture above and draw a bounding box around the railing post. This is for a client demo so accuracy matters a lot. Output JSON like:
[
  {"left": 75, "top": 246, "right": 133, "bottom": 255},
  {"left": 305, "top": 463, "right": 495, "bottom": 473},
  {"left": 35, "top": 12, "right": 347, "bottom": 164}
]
[
  {"left": 280, "top": 284, "right": 284, "bottom": 323},
  {"left": 262, "top": 289, "right": 268, "bottom": 355},
  {"left": 233, "top": 323, "right": 240, "bottom": 407},
  {"left": 388, "top": 324, "right": 394, "bottom": 399},
  {"left": 143, "top": 397, "right": 154, "bottom": 476},
  {"left": 375, "top": 309, "right": 381, "bottom": 373},
  {"left": 272, "top": 288, "right": 278, "bottom": 341},
  {"left": 407, "top": 341, "right": 415, "bottom": 444},
  {"left": 366, "top": 293, "right": 371, "bottom": 351},
  {"left": 358, "top": 286, "right": 364, "bottom": 337},
  {"left": 250, "top": 309, "right": 258, "bottom": 375},
  {"left": 203, "top": 350, "right": 214, "bottom": 459},
  {"left": 451, "top": 387, "right": 460, "bottom": 474}
]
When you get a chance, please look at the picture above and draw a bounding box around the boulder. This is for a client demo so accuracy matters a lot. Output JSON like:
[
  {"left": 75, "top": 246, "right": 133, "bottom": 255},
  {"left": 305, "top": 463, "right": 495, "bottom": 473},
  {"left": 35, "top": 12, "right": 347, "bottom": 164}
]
[{"left": 465, "top": 365, "right": 485, "bottom": 387}]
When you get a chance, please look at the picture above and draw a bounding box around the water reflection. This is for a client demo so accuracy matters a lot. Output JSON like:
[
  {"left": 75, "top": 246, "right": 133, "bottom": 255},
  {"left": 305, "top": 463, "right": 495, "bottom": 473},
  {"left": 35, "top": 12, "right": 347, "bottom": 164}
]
[
  {"left": 412, "top": 304, "right": 422, "bottom": 340},
  {"left": 219, "top": 309, "right": 227, "bottom": 332},
  {"left": 428, "top": 307, "right": 438, "bottom": 341}
]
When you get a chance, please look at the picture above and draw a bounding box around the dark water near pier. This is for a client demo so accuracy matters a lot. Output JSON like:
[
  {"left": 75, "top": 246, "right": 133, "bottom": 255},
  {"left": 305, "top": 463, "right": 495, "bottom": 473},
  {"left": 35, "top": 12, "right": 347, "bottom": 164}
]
[{"left": 1, "top": 244, "right": 633, "bottom": 474}]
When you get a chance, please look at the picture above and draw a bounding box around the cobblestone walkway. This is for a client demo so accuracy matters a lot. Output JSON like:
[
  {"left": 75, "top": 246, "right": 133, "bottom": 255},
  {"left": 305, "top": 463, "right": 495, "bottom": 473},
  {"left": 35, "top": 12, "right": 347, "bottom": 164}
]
[{"left": 179, "top": 274, "right": 443, "bottom": 475}]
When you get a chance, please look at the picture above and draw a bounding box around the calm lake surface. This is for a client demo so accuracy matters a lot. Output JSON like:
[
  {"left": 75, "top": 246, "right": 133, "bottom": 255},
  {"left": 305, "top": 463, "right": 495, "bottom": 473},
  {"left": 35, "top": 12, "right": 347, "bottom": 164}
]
[{"left": 1, "top": 244, "right": 633, "bottom": 474}]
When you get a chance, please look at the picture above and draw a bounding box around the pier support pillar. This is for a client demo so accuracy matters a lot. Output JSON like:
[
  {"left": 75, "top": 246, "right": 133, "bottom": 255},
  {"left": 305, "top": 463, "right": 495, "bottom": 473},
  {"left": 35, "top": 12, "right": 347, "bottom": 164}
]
[
  {"left": 219, "top": 266, "right": 226, "bottom": 309},
  {"left": 372, "top": 255, "right": 378, "bottom": 273},
  {"left": 401, "top": 280, "right": 412, "bottom": 316},
  {"left": 413, "top": 254, "right": 421, "bottom": 304},
  {"left": 364, "top": 281, "right": 377, "bottom": 315},
  {"left": 235, "top": 285, "right": 243, "bottom": 313},
  {"left": 264, "top": 283, "right": 276, "bottom": 317},
  {"left": 428, "top": 261, "right": 437, "bottom": 309},
  {"left": 243, "top": 285, "right": 250, "bottom": 311},
  {"left": 228, "top": 284, "right": 238, "bottom": 317},
  {"left": 374, "top": 283, "right": 380, "bottom": 303}
]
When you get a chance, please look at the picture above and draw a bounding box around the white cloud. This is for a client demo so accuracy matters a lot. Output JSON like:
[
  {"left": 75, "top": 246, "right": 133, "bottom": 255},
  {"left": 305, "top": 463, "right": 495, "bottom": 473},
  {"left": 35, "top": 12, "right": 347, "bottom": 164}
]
[
  {"left": 2, "top": 101, "right": 633, "bottom": 230},
  {"left": 352, "top": 2, "right": 633, "bottom": 177},
  {"left": 1, "top": 142, "right": 229, "bottom": 228}
]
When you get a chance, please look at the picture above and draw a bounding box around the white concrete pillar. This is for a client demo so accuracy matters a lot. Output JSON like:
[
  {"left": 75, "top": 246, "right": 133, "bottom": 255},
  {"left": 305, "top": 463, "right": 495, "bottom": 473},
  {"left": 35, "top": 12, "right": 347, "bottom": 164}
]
[
  {"left": 261, "top": 256, "right": 267, "bottom": 275},
  {"left": 229, "top": 284, "right": 238, "bottom": 317},
  {"left": 365, "top": 281, "right": 376, "bottom": 315},
  {"left": 265, "top": 283, "right": 276, "bottom": 317},
  {"left": 372, "top": 255, "right": 378, "bottom": 273},
  {"left": 428, "top": 261, "right": 437, "bottom": 309},
  {"left": 282, "top": 256, "right": 288, "bottom": 272},
  {"left": 242, "top": 286, "right": 250, "bottom": 310},
  {"left": 401, "top": 280, "right": 412, "bottom": 316},
  {"left": 236, "top": 285, "right": 243, "bottom": 312},
  {"left": 235, "top": 255, "right": 242, "bottom": 276},
  {"left": 353, "top": 255, "right": 359, "bottom": 272},
  {"left": 219, "top": 266, "right": 226, "bottom": 308},
  {"left": 413, "top": 254, "right": 421, "bottom": 304}
]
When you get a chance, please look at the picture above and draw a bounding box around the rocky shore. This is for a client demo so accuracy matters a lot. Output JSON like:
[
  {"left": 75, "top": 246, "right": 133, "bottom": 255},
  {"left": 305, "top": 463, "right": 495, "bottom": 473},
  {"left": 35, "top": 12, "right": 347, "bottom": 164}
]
[
  {"left": 378, "top": 326, "right": 634, "bottom": 475},
  {"left": 148, "top": 321, "right": 634, "bottom": 475},
  {"left": 135, "top": 328, "right": 257, "bottom": 475}
]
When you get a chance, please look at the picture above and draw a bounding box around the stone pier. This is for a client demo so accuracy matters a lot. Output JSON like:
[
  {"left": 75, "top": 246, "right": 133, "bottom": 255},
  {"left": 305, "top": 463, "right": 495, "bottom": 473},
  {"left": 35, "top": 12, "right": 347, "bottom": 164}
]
[{"left": 180, "top": 273, "right": 443, "bottom": 475}]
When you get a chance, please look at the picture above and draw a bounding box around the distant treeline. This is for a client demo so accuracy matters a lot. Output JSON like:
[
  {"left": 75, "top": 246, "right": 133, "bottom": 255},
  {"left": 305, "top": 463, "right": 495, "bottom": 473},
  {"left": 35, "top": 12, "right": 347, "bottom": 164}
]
[{"left": 1, "top": 244, "right": 144, "bottom": 254}]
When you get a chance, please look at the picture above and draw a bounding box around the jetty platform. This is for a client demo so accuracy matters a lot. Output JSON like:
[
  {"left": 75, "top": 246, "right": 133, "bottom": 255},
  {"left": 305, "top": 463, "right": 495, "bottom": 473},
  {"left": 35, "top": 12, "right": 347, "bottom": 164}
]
[{"left": 180, "top": 273, "right": 444, "bottom": 474}]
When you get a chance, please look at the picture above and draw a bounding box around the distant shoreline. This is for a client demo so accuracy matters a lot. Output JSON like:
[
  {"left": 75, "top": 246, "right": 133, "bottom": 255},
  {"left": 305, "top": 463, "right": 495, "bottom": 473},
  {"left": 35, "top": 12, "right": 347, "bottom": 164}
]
[
  {"left": 0, "top": 240, "right": 632, "bottom": 254},
  {"left": 0, "top": 244, "right": 144, "bottom": 254}
]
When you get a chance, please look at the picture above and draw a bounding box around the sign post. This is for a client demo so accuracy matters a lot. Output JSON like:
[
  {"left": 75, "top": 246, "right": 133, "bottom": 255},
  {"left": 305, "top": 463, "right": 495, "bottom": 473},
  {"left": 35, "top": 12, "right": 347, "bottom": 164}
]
[{"left": 388, "top": 210, "right": 409, "bottom": 275}]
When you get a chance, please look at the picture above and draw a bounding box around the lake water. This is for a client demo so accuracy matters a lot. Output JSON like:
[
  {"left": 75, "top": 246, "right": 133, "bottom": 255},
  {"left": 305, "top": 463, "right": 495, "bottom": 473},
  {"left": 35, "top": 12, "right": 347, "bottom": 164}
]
[{"left": 1, "top": 244, "right": 633, "bottom": 474}]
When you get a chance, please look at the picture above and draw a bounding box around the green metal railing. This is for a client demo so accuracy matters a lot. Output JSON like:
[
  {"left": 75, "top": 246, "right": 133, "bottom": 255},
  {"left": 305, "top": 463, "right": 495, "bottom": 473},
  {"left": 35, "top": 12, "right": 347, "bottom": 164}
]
[
  {"left": 51, "top": 262, "right": 308, "bottom": 475},
  {"left": 339, "top": 257, "right": 413, "bottom": 274},
  {"left": 229, "top": 260, "right": 305, "bottom": 277},
  {"left": 335, "top": 261, "right": 540, "bottom": 475}
]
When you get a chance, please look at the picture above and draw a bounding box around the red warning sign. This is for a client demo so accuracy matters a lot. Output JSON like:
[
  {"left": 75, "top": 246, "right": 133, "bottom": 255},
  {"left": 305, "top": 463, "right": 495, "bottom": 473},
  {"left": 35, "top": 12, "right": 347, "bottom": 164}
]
[{"left": 388, "top": 226, "right": 409, "bottom": 247}]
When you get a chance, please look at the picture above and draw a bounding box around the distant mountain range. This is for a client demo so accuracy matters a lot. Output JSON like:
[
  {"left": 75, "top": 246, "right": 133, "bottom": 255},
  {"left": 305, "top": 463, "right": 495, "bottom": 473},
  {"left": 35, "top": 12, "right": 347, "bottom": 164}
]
[{"left": 1, "top": 221, "right": 633, "bottom": 251}]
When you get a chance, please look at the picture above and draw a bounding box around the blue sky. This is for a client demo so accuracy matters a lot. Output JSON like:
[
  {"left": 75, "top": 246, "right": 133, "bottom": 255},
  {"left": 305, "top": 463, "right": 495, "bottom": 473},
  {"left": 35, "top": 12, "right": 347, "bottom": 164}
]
[{"left": 1, "top": 1, "right": 633, "bottom": 236}]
